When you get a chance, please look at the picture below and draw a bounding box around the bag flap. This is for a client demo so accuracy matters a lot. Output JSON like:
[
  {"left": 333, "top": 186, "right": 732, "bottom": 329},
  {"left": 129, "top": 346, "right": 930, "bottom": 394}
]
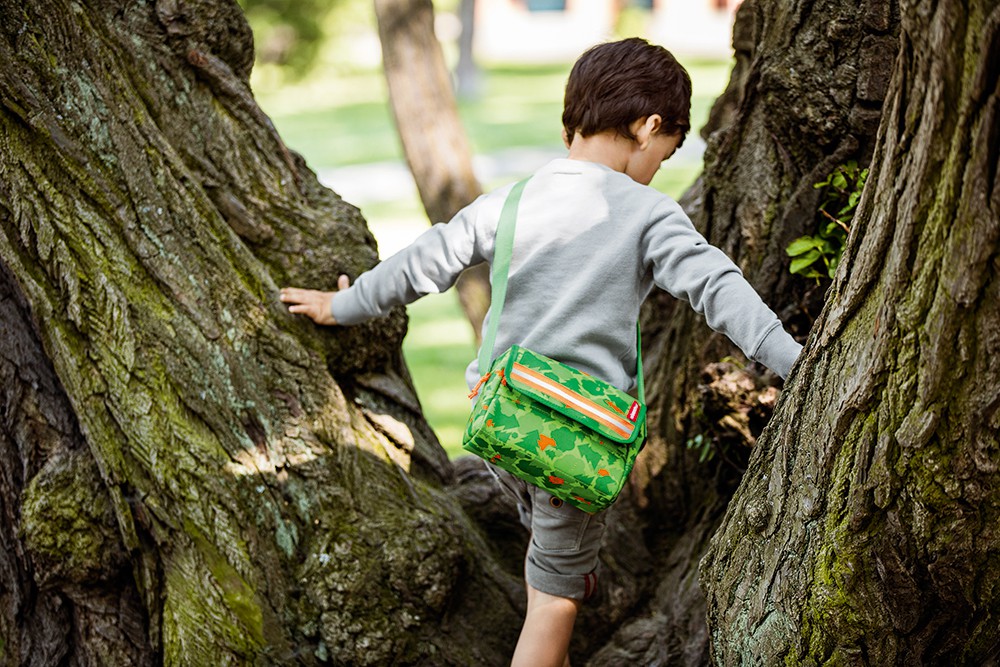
[{"left": 503, "top": 346, "right": 645, "bottom": 444}]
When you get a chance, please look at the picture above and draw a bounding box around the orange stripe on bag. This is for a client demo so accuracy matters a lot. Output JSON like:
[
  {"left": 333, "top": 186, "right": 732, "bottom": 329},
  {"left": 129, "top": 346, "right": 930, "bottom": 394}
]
[{"left": 511, "top": 363, "right": 634, "bottom": 439}]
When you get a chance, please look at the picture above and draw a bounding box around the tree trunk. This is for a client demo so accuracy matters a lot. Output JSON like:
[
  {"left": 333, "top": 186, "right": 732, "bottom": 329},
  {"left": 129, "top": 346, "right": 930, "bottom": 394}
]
[
  {"left": 701, "top": 0, "right": 1000, "bottom": 663},
  {"left": 591, "top": 0, "right": 901, "bottom": 663},
  {"left": 373, "top": 0, "right": 491, "bottom": 339},
  {"left": 0, "top": 1, "right": 523, "bottom": 663}
]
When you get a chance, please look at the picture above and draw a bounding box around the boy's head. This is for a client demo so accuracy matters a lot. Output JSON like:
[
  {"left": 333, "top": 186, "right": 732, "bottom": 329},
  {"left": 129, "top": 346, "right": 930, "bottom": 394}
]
[{"left": 562, "top": 38, "right": 692, "bottom": 147}]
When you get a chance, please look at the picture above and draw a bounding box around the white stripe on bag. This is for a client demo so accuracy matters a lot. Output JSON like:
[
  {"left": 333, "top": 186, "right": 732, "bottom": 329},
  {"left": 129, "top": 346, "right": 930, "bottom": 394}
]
[{"left": 511, "top": 364, "right": 634, "bottom": 439}]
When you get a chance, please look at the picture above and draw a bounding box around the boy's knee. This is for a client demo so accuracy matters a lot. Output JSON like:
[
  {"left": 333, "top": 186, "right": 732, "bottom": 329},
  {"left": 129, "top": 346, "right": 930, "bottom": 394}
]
[{"left": 527, "top": 584, "right": 583, "bottom": 616}]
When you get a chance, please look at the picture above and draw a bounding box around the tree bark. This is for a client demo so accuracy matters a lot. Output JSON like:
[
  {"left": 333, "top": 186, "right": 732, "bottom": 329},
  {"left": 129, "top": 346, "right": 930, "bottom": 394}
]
[
  {"left": 0, "top": 1, "right": 523, "bottom": 663},
  {"left": 593, "top": 0, "right": 902, "bottom": 663},
  {"left": 373, "top": 0, "right": 491, "bottom": 338},
  {"left": 701, "top": 0, "right": 1000, "bottom": 663},
  {"left": 0, "top": 258, "right": 154, "bottom": 666}
]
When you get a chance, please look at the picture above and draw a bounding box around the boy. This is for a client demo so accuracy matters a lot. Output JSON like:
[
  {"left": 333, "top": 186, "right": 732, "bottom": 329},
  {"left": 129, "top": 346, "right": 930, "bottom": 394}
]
[{"left": 281, "top": 37, "right": 801, "bottom": 667}]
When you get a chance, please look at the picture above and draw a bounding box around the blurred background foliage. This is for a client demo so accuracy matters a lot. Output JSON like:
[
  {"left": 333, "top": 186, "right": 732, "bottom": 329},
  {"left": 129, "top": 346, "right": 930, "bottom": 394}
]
[
  {"left": 236, "top": 0, "right": 328, "bottom": 77},
  {"left": 238, "top": 0, "right": 461, "bottom": 82}
]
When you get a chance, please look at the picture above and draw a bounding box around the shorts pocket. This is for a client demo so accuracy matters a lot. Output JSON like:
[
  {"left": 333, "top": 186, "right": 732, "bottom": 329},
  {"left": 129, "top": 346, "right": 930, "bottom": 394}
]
[{"left": 529, "top": 486, "right": 591, "bottom": 553}]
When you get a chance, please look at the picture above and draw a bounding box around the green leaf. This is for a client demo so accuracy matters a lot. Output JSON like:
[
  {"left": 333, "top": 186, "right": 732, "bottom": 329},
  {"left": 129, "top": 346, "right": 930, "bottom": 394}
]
[
  {"left": 786, "top": 236, "right": 822, "bottom": 256},
  {"left": 790, "top": 249, "right": 823, "bottom": 274}
]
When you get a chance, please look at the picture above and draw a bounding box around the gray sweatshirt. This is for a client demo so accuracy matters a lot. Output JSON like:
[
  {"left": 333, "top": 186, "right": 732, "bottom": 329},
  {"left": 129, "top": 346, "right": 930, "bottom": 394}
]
[{"left": 332, "top": 158, "right": 802, "bottom": 390}]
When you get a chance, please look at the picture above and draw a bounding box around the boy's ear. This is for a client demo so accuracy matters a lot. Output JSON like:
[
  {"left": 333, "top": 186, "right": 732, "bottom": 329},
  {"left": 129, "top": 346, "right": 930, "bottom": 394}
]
[{"left": 635, "top": 114, "right": 663, "bottom": 149}]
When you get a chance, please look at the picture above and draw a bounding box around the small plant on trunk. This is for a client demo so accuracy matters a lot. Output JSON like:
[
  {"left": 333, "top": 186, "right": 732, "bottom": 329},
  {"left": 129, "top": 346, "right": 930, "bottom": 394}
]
[{"left": 786, "top": 160, "right": 868, "bottom": 280}]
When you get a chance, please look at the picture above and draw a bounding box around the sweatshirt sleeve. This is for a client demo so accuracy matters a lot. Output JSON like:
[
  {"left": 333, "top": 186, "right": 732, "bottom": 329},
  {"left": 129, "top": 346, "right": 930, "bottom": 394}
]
[
  {"left": 644, "top": 198, "right": 802, "bottom": 379},
  {"left": 331, "top": 199, "right": 488, "bottom": 326}
]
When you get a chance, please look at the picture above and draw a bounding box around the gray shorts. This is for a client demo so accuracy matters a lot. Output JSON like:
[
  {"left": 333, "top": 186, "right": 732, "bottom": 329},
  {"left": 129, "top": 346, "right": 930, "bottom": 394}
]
[{"left": 488, "top": 463, "right": 607, "bottom": 601}]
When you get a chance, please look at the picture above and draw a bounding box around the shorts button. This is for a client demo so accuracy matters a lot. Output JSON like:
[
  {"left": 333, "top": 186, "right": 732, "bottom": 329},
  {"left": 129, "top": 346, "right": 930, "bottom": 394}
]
[{"left": 549, "top": 497, "right": 563, "bottom": 509}]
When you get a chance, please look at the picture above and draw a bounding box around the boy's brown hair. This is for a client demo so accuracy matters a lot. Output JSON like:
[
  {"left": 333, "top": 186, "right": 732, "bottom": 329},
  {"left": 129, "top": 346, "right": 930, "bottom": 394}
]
[{"left": 562, "top": 37, "right": 692, "bottom": 146}]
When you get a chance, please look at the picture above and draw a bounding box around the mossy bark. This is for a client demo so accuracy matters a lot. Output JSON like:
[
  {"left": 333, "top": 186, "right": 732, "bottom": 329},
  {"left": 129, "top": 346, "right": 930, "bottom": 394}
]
[
  {"left": 0, "top": 1, "right": 522, "bottom": 664},
  {"left": 701, "top": 0, "right": 1000, "bottom": 663},
  {"left": 0, "top": 258, "right": 154, "bottom": 665}
]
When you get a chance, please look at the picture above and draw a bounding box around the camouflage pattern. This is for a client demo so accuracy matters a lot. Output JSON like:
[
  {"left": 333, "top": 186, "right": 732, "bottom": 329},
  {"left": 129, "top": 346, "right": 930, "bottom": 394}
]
[{"left": 463, "top": 346, "right": 646, "bottom": 513}]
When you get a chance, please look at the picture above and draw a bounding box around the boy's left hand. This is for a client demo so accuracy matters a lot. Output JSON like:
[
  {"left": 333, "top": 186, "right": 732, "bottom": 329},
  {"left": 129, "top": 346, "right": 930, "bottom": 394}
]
[{"left": 280, "top": 274, "right": 351, "bottom": 326}]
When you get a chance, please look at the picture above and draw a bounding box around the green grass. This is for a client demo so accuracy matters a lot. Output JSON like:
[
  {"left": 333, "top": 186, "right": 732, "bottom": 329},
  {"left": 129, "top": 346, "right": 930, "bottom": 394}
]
[
  {"left": 401, "top": 292, "right": 477, "bottom": 458},
  {"left": 257, "top": 59, "right": 732, "bottom": 457},
  {"left": 269, "top": 100, "right": 402, "bottom": 167},
  {"left": 256, "top": 63, "right": 574, "bottom": 168},
  {"left": 458, "top": 63, "right": 570, "bottom": 156}
]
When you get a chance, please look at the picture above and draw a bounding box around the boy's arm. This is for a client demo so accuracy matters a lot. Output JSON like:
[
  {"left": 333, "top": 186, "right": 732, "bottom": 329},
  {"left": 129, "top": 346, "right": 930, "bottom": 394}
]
[
  {"left": 282, "top": 197, "right": 489, "bottom": 327},
  {"left": 645, "top": 200, "right": 802, "bottom": 379}
]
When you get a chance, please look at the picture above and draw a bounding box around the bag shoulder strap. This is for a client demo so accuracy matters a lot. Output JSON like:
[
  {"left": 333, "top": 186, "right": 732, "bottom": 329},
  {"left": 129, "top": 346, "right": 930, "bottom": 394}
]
[
  {"left": 477, "top": 178, "right": 528, "bottom": 375},
  {"left": 477, "top": 178, "right": 645, "bottom": 403}
]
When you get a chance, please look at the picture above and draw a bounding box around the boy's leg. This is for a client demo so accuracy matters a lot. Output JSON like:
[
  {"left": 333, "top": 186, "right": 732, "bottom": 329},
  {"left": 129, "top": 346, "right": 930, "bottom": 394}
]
[
  {"left": 517, "top": 485, "right": 607, "bottom": 667},
  {"left": 511, "top": 583, "right": 581, "bottom": 667},
  {"left": 483, "top": 465, "right": 606, "bottom": 665}
]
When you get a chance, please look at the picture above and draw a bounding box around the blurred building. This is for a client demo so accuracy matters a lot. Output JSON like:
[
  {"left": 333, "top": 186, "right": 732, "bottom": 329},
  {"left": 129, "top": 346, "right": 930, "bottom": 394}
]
[{"left": 473, "top": 0, "right": 742, "bottom": 61}]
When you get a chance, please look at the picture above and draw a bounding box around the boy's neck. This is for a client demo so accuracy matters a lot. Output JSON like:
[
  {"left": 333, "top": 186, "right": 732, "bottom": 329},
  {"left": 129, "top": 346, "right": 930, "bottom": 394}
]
[{"left": 565, "top": 130, "right": 632, "bottom": 173}]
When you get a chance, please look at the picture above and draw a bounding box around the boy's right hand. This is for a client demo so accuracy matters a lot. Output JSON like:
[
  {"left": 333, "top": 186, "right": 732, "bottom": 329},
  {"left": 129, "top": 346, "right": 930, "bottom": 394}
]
[{"left": 280, "top": 274, "right": 351, "bottom": 326}]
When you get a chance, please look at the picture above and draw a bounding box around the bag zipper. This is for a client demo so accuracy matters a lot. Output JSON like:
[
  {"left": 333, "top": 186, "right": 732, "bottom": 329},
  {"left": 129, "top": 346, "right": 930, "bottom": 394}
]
[
  {"left": 467, "top": 368, "right": 509, "bottom": 400},
  {"left": 468, "top": 372, "right": 491, "bottom": 399}
]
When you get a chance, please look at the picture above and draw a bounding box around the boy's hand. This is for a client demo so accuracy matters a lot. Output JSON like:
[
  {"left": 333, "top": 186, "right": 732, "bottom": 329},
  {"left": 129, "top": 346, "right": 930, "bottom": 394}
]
[{"left": 280, "top": 274, "right": 351, "bottom": 326}]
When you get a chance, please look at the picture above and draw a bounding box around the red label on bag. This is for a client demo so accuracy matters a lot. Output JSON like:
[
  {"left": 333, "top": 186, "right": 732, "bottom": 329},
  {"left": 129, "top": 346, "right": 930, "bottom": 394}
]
[{"left": 627, "top": 401, "right": 641, "bottom": 422}]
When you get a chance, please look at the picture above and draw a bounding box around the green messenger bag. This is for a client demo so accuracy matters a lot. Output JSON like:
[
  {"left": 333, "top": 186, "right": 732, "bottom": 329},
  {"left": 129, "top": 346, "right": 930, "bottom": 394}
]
[{"left": 462, "top": 178, "right": 647, "bottom": 513}]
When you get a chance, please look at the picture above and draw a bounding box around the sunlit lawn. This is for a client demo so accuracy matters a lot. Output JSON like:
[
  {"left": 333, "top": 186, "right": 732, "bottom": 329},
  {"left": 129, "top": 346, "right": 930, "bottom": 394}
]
[
  {"left": 258, "top": 58, "right": 732, "bottom": 458},
  {"left": 402, "top": 294, "right": 478, "bottom": 456}
]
